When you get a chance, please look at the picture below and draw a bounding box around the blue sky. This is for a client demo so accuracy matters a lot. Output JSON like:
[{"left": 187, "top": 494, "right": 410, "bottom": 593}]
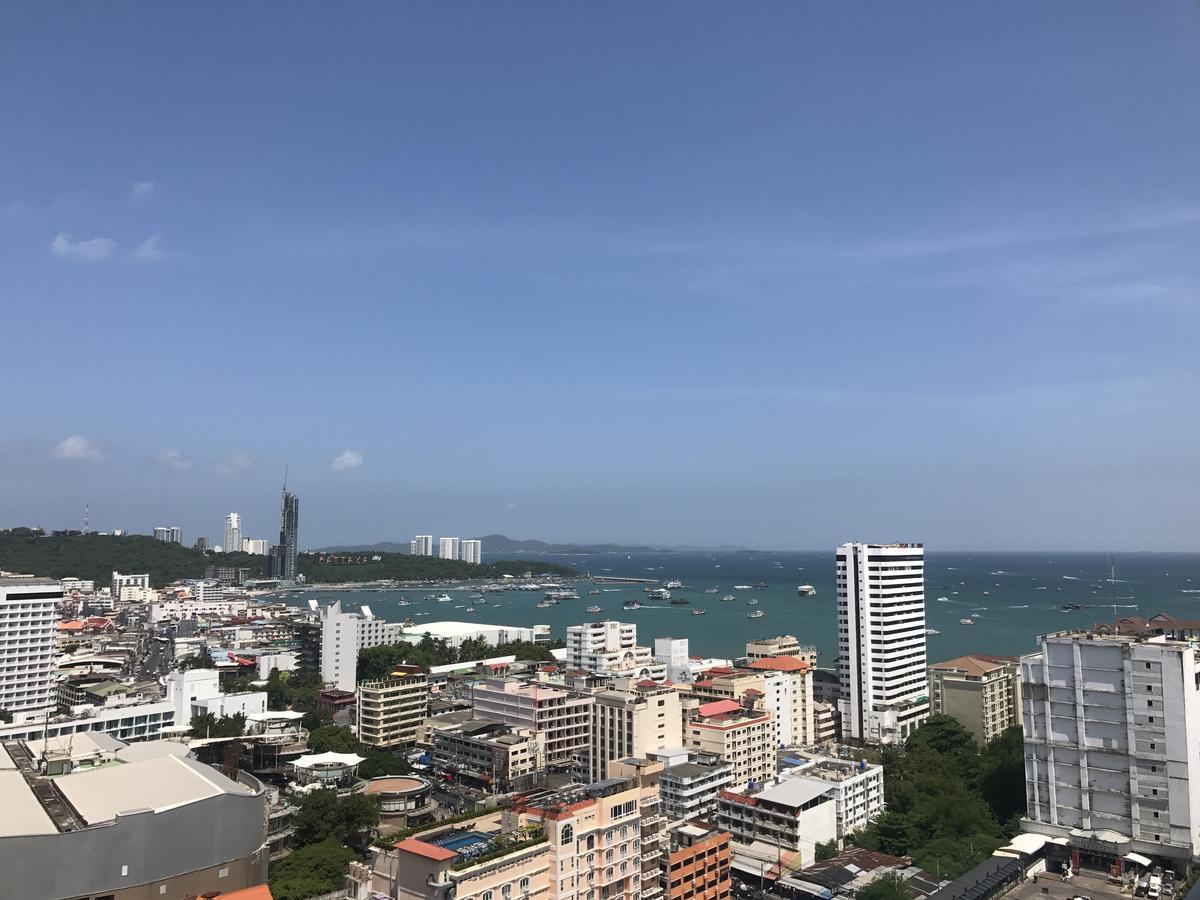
[{"left": 2, "top": 3, "right": 1198, "bottom": 550}]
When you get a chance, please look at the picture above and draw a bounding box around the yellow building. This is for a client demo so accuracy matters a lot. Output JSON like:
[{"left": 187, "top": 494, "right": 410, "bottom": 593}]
[
  {"left": 356, "top": 665, "right": 429, "bottom": 748},
  {"left": 928, "top": 654, "right": 1021, "bottom": 744},
  {"left": 685, "top": 699, "right": 776, "bottom": 789}
]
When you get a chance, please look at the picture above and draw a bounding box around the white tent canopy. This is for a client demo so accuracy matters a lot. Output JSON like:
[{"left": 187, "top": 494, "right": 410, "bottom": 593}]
[
  {"left": 293, "top": 752, "right": 365, "bottom": 769},
  {"left": 1125, "top": 852, "right": 1153, "bottom": 869}
]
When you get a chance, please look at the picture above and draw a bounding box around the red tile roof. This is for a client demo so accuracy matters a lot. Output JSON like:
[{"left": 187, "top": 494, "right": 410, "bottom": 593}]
[
  {"left": 211, "top": 886, "right": 274, "bottom": 900},
  {"left": 746, "top": 655, "right": 810, "bottom": 673},
  {"left": 697, "top": 699, "right": 742, "bottom": 717},
  {"left": 396, "top": 838, "right": 457, "bottom": 861}
]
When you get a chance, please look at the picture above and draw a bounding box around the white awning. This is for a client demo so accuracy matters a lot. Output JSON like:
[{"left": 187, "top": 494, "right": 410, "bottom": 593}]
[
  {"left": 1125, "top": 853, "right": 1153, "bottom": 868},
  {"left": 293, "top": 751, "right": 365, "bottom": 769},
  {"left": 1003, "top": 834, "right": 1049, "bottom": 855}
]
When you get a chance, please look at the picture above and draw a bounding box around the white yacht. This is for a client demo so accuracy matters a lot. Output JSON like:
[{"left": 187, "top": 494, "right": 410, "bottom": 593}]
[{"left": 796, "top": 585, "right": 816, "bottom": 596}]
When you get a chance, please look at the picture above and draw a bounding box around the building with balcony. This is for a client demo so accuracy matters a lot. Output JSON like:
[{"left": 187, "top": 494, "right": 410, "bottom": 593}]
[
  {"left": 651, "top": 748, "right": 734, "bottom": 824},
  {"left": 745, "top": 636, "right": 818, "bottom": 667},
  {"left": 431, "top": 719, "right": 544, "bottom": 793},
  {"left": 0, "top": 737, "right": 269, "bottom": 899},
  {"left": 664, "top": 820, "right": 731, "bottom": 900},
  {"left": 0, "top": 577, "right": 60, "bottom": 724},
  {"left": 929, "top": 654, "right": 1022, "bottom": 744},
  {"left": 588, "top": 683, "right": 682, "bottom": 781},
  {"left": 357, "top": 666, "right": 429, "bottom": 748},
  {"left": 717, "top": 777, "right": 837, "bottom": 866},
  {"left": 471, "top": 678, "right": 594, "bottom": 768},
  {"left": 1020, "top": 627, "right": 1200, "bottom": 868},
  {"left": 362, "top": 758, "right": 665, "bottom": 900},
  {"left": 684, "top": 699, "right": 776, "bottom": 791},
  {"left": 567, "top": 620, "right": 666, "bottom": 682},
  {"left": 777, "top": 755, "right": 884, "bottom": 837}
]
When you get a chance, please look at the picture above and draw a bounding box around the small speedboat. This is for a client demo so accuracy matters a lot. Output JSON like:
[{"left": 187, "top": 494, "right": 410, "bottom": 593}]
[
  {"left": 796, "top": 585, "right": 817, "bottom": 596},
  {"left": 747, "top": 610, "right": 765, "bottom": 618},
  {"left": 721, "top": 594, "right": 735, "bottom": 602},
  {"left": 691, "top": 608, "right": 706, "bottom": 616},
  {"left": 587, "top": 605, "right": 602, "bottom": 613},
  {"left": 959, "top": 618, "right": 974, "bottom": 625},
  {"left": 436, "top": 594, "right": 452, "bottom": 602},
  {"left": 746, "top": 598, "right": 758, "bottom": 606}
]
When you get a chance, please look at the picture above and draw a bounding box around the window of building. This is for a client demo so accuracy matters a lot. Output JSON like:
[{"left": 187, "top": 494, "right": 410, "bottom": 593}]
[
  {"left": 561, "top": 824, "right": 574, "bottom": 845},
  {"left": 520, "top": 878, "right": 530, "bottom": 892},
  {"left": 502, "top": 886, "right": 512, "bottom": 898},
  {"left": 484, "top": 892, "right": 494, "bottom": 900}
]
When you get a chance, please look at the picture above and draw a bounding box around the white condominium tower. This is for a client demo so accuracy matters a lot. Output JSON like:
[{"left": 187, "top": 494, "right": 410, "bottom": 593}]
[
  {"left": 223, "top": 513, "right": 242, "bottom": 555},
  {"left": 438, "top": 537, "right": 460, "bottom": 560},
  {"left": 460, "top": 539, "right": 482, "bottom": 564},
  {"left": 410, "top": 535, "right": 433, "bottom": 556},
  {"left": 837, "top": 542, "right": 929, "bottom": 744},
  {"left": 0, "top": 578, "right": 61, "bottom": 724}
]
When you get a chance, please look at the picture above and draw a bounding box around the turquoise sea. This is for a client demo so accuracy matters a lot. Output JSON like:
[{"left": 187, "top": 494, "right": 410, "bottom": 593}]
[{"left": 283, "top": 551, "right": 1200, "bottom": 668}]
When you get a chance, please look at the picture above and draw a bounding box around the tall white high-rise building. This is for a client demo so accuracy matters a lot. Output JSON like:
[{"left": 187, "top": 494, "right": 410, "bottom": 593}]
[
  {"left": 224, "top": 513, "right": 242, "bottom": 557},
  {"left": 837, "top": 542, "right": 929, "bottom": 744},
  {"left": 315, "top": 599, "right": 406, "bottom": 692},
  {"left": 460, "top": 539, "right": 482, "bottom": 564},
  {"left": 411, "top": 535, "right": 433, "bottom": 556},
  {"left": 153, "top": 526, "right": 181, "bottom": 543},
  {"left": 242, "top": 538, "right": 270, "bottom": 555},
  {"left": 0, "top": 578, "right": 61, "bottom": 724},
  {"left": 438, "top": 537, "right": 460, "bottom": 560}
]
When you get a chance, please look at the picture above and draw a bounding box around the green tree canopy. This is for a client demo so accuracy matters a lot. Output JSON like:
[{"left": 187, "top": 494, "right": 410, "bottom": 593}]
[
  {"left": 188, "top": 711, "right": 245, "bottom": 738},
  {"left": 269, "top": 838, "right": 358, "bottom": 900},
  {"left": 857, "top": 872, "right": 911, "bottom": 900}
]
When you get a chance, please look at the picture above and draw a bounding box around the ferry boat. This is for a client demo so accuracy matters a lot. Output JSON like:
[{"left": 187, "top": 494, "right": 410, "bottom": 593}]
[
  {"left": 623, "top": 599, "right": 642, "bottom": 610},
  {"left": 796, "top": 585, "right": 817, "bottom": 596},
  {"left": 664, "top": 579, "right": 683, "bottom": 590},
  {"left": 587, "top": 605, "right": 602, "bottom": 613},
  {"left": 747, "top": 610, "right": 765, "bottom": 619},
  {"left": 691, "top": 608, "right": 706, "bottom": 616},
  {"left": 721, "top": 594, "right": 736, "bottom": 602},
  {"left": 646, "top": 588, "right": 671, "bottom": 601}
]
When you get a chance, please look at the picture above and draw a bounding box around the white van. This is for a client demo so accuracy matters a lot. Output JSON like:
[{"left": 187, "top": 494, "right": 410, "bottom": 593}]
[{"left": 1149, "top": 875, "right": 1163, "bottom": 899}]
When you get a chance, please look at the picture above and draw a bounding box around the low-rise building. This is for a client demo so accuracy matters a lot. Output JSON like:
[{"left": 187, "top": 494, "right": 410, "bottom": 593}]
[
  {"left": 652, "top": 748, "right": 734, "bottom": 824},
  {"left": 717, "top": 778, "right": 837, "bottom": 865},
  {"left": 928, "top": 654, "right": 1021, "bottom": 744},
  {"left": 0, "top": 698, "right": 178, "bottom": 745},
  {"left": 664, "top": 820, "right": 731, "bottom": 900},
  {"left": 779, "top": 755, "right": 885, "bottom": 837},
  {"left": 567, "top": 620, "right": 667, "bottom": 681},
  {"left": 363, "top": 775, "right": 437, "bottom": 827},
  {"left": 685, "top": 699, "right": 776, "bottom": 790},
  {"left": 165, "top": 669, "right": 268, "bottom": 724},
  {"left": 812, "top": 701, "right": 840, "bottom": 745},
  {"left": 356, "top": 665, "right": 429, "bottom": 748},
  {"left": 431, "top": 719, "right": 543, "bottom": 792},
  {"left": 745, "top": 636, "right": 819, "bottom": 667}
]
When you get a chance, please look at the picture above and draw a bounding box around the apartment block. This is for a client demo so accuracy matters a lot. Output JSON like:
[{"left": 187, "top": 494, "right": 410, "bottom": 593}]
[
  {"left": 0, "top": 578, "right": 60, "bottom": 724},
  {"left": 746, "top": 656, "right": 816, "bottom": 748},
  {"left": 357, "top": 665, "right": 430, "bottom": 748},
  {"left": 929, "top": 654, "right": 1022, "bottom": 744},
  {"left": 652, "top": 748, "right": 734, "bottom": 824},
  {"left": 745, "top": 636, "right": 819, "bottom": 667},
  {"left": 589, "top": 683, "right": 682, "bottom": 781},
  {"left": 837, "top": 542, "right": 929, "bottom": 744},
  {"left": 664, "top": 820, "right": 731, "bottom": 900},
  {"left": 717, "top": 778, "right": 837, "bottom": 865},
  {"left": 431, "top": 719, "right": 543, "bottom": 792},
  {"left": 1021, "top": 628, "right": 1200, "bottom": 866},
  {"left": 439, "top": 537, "right": 460, "bottom": 560},
  {"left": 471, "top": 677, "right": 594, "bottom": 768},
  {"left": 684, "top": 699, "right": 776, "bottom": 790},
  {"left": 567, "top": 620, "right": 666, "bottom": 681},
  {"left": 460, "top": 539, "right": 483, "bottom": 564},
  {"left": 779, "top": 755, "right": 885, "bottom": 837}
]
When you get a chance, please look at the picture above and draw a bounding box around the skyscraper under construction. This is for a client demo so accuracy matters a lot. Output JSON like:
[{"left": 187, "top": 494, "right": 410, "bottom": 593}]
[{"left": 268, "top": 485, "right": 300, "bottom": 580}]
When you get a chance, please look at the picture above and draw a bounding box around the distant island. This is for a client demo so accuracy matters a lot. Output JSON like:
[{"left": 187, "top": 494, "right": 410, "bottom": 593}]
[
  {"left": 0, "top": 528, "right": 575, "bottom": 587},
  {"left": 321, "top": 533, "right": 749, "bottom": 555}
]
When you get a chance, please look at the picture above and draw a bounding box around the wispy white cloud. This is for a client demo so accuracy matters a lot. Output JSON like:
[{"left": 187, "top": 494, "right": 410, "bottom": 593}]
[
  {"left": 52, "top": 233, "right": 116, "bottom": 261},
  {"left": 331, "top": 450, "right": 364, "bottom": 471},
  {"left": 52, "top": 435, "right": 103, "bottom": 461},
  {"left": 134, "top": 234, "right": 165, "bottom": 261},
  {"left": 160, "top": 448, "right": 191, "bottom": 471},
  {"left": 130, "top": 180, "right": 155, "bottom": 201},
  {"left": 214, "top": 452, "right": 254, "bottom": 476}
]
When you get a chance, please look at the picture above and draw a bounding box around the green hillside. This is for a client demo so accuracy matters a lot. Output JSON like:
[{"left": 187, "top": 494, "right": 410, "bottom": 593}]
[{"left": 0, "top": 528, "right": 575, "bottom": 587}]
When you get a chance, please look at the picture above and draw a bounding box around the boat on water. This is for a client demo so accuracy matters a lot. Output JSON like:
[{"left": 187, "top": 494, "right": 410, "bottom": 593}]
[
  {"left": 588, "top": 589, "right": 602, "bottom": 596},
  {"left": 925, "top": 629, "right": 940, "bottom": 635},
  {"left": 734, "top": 585, "right": 753, "bottom": 590},
  {"left": 721, "top": 594, "right": 736, "bottom": 602},
  {"left": 746, "top": 598, "right": 759, "bottom": 606},
  {"left": 704, "top": 587, "right": 719, "bottom": 594},
  {"left": 537, "top": 600, "right": 553, "bottom": 608},
  {"left": 587, "top": 605, "right": 602, "bottom": 613},
  {"left": 796, "top": 585, "right": 817, "bottom": 596},
  {"left": 959, "top": 618, "right": 974, "bottom": 625},
  {"left": 623, "top": 599, "right": 641, "bottom": 610},
  {"left": 670, "top": 597, "right": 690, "bottom": 605},
  {"left": 665, "top": 579, "right": 683, "bottom": 589},
  {"left": 397, "top": 600, "right": 411, "bottom": 607},
  {"left": 545, "top": 590, "right": 579, "bottom": 602},
  {"left": 471, "top": 597, "right": 487, "bottom": 605},
  {"left": 747, "top": 610, "right": 765, "bottom": 619},
  {"left": 691, "top": 608, "right": 706, "bottom": 616},
  {"left": 469, "top": 592, "right": 484, "bottom": 599},
  {"left": 935, "top": 596, "right": 949, "bottom": 602},
  {"left": 646, "top": 588, "right": 671, "bottom": 601},
  {"left": 436, "top": 594, "right": 452, "bottom": 603},
  {"left": 753, "top": 582, "right": 769, "bottom": 590}
]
